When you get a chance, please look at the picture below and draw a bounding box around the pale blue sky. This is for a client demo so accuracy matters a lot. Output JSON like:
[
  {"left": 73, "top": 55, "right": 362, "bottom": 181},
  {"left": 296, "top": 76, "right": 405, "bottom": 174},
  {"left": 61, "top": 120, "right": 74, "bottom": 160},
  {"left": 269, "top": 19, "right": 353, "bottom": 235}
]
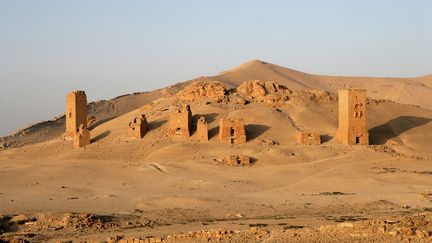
[{"left": 0, "top": 0, "right": 431, "bottom": 136}]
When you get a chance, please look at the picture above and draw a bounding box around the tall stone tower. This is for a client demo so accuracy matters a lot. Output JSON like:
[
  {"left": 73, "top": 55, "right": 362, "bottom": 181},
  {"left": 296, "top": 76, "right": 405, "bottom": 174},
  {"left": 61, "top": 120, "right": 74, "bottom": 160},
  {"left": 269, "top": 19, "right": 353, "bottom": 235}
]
[
  {"left": 65, "top": 90, "right": 88, "bottom": 139},
  {"left": 336, "top": 89, "right": 369, "bottom": 145}
]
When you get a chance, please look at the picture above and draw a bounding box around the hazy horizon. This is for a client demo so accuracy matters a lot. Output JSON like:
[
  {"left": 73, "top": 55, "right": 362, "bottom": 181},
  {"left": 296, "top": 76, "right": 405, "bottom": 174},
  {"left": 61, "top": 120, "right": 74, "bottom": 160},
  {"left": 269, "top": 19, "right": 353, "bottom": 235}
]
[{"left": 1, "top": 0, "right": 432, "bottom": 136}]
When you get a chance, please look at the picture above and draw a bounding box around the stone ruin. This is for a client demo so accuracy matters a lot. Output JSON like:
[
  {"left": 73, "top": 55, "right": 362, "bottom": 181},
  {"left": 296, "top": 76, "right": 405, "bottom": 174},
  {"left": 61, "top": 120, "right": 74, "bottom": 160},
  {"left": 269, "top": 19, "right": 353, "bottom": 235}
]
[
  {"left": 256, "top": 138, "right": 279, "bottom": 146},
  {"left": 176, "top": 81, "right": 226, "bottom": 102},
  {"left": 295, "top": 131, "right": 321, "bottom": 145},
  {"left": 128, "top": 114, "right": 149, "bottom": 139},
  {"left": 64, "top": 90, "right": 88, "bottom": 140},
  {"left": 219, "top": 118, "right": 247, "bottom": 144},
  {"left": 169, "top": 104, "right": 192, "bottom": 138},
  {"left": 73, "top": 124, "right": 90, "bottom": 148},
  {"left": 196, "top": 116, "right": 208, "bottom": 142},
  {"left": 220, "top": 155, "right": 252, "bottom": 167},
  {"left": 60, "top": 86, "right": 368, "bottom": 150},
  {"left": 336, "top": 89, "right": 369, "bottom": 145}
]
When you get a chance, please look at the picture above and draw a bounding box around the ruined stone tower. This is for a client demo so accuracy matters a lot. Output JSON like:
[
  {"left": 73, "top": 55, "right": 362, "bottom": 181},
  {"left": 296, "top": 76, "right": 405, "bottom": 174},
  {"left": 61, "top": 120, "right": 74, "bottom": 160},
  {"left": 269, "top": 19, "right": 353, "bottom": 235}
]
[
  {"left": 336, "top": 89, "right": 369, "bottom": 145},
  {"left": 196, "top": 116, "right": 208, "bottom": 142},
  {"left": 73, "top": 124, "right": 90, "bottom": 148},
  {"left": 295, "top": 131, "right": 321, "bottom": 145},
  {"left": 219, "top": 118, "right": 246, "bottom": 144},
  {"left": 169, "top": 104, "right": 192, "bottom": 138},
  {"left": 128, "top": 114, "right": 149, "bottom": 139},
  {"left": 65, "top": 90, "right": 88, "bottom": 139}
]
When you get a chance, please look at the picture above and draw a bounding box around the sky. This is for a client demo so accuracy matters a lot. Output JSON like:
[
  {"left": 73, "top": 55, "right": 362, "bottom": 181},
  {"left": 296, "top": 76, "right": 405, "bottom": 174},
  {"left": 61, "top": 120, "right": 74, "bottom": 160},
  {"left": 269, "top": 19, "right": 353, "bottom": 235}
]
[{"left": 0, "top": 0, "right": 431, "bottom": 136}]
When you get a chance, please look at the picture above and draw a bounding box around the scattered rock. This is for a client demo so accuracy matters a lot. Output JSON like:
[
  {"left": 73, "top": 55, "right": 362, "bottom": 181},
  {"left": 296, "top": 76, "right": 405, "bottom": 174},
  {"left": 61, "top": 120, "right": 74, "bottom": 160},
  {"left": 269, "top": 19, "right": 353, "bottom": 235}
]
[
  {"left": 10, "top": 214, "right": 34, "bottom": 224},
  {"left": 256, "top": 138, "right": 279, "bottom": 146},
  {"left": 416, "top": 230, "right": 430, "bottom": 238},
  {"left": 62, "top": 213, "right": 102, "bottom": 229},
  {"left": 219, "top": 155, "right": 253, "bottom": 167},
  {"left": 338, "top": 222, "right": 354, "bottom": 228}
]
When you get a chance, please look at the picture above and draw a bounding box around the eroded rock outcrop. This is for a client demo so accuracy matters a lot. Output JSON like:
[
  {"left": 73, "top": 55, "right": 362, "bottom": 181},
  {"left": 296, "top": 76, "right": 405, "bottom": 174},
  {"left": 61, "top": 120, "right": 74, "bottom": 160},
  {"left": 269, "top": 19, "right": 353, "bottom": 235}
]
[
  {"left": 176, "top": 81, "right": 226, "bottom": 102},
  {"left": 237, "top": 80, "right": 289, "bottom": 99},
  {"left": 236, "top": 80, "right": 290, "bottom": 107}
]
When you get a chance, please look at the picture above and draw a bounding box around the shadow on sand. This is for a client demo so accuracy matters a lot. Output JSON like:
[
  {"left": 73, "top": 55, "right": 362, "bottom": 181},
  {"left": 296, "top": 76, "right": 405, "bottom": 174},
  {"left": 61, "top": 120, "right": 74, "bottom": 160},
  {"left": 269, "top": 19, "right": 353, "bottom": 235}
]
[
  {"left": 320, "top": 134, "right": 333, "bottom": 143},
  {"left": 91, "top": 130, "right": 111, "bottom": 143},
  {"left": 245, "top": 124, "right": 271, "bottom": 141},
  {"left": 369, "top": 116, "right": 431, "bottom": 145},
  {"left": 89, "top": 116, "right": 118, "bottom": 130}
]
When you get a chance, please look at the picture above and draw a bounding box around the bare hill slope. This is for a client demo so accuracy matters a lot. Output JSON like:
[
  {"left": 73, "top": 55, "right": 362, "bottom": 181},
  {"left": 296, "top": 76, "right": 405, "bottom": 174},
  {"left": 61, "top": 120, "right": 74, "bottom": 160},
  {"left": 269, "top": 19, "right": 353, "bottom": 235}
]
[
  {"left": 205, "top": 60, "right": 432, "bottom": 110},
  {"left": 1, "top": 60, "right": 431, "bottom": 149}
]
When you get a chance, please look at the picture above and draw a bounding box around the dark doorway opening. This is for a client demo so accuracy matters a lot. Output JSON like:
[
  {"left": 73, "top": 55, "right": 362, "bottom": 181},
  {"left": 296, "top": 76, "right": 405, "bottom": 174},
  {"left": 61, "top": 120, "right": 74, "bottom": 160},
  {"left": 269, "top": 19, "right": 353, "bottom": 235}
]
[{"left": 230, "top": 127, "right": 235, "bottom": 143}]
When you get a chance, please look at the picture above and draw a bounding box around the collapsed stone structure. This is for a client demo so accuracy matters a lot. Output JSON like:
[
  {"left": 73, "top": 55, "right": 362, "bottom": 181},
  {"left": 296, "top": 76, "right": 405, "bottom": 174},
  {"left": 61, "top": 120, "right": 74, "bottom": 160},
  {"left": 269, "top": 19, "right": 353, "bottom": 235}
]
[
  {"left": 221, "top": 155, "right": 252, "bottom": 167},
  {"left": 336, "top": 89, "right": 369, "bottom": 145},
  {"left": 169, "top": 104, "right": 192, "bottom": 138},
  {"left": 64, "top": 90, "right": 88, "bottom": 139},
  {"left": 128, "top": 114, "right": 149, "bottom": 139},
  {"left": 295, "top": 131, "right": 321, "bottom": 145},
  {"left": 73, "top": 124, "right": 90, "bottom": 148},
  {"left": 219, "top": 118, "right": 247, "bottom": 144},
  {"left": 196, "top": 117, "right": 208, "bottom": 142}
]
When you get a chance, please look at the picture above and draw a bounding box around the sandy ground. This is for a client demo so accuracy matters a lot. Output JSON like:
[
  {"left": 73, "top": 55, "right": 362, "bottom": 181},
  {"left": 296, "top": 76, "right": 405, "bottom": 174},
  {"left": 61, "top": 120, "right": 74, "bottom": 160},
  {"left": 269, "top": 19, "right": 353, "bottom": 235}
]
[{"left": 1, "top": 140, "right": 432, "bottom": 242}]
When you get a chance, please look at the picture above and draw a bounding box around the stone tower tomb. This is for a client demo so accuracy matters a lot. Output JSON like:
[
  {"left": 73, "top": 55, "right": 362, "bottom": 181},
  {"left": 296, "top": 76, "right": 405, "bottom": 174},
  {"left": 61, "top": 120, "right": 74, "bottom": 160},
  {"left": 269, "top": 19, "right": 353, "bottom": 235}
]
[
  {"left": 219, "top": 118, "right": 246, "bottom": 144},
  {"left": 65, "top": 90, "right": 88, "bottom": 139},
  {"left": 128, "top": 114, "right": 149, "bottom": 139},
  {"left": 336, "top": 89, "right": 369, "bottom": 145},
  {"left": 169, "top": 104, "right": 192, "bottom": 138}
]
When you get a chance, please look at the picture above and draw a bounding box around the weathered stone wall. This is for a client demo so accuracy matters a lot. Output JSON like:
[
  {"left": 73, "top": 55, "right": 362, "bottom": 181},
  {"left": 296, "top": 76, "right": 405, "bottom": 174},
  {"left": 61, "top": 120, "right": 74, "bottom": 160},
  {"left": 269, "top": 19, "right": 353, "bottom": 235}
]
[
  {"left": 128, "top": 114, "right": 149, "bottom": 139},
  {"left": 336, "top": 89, "right": 369, "bottom": 145},
  {"left": 196, "top": 117, "right": 208, "bottom": 142},
  {"left": 295, "top": 131, "right": 321, "bottom": 145},
  {"left": 169, "top": 104, "right": 192, "bottom": 138},
  {"left": 219, "top": 118, "right": 246, "bottom": 144},
  {"left": 73, "top": 124, "right": 90, "bottom": 148},
  {"left": 65, "top": 90, "right": 88, "bottom": 139}
]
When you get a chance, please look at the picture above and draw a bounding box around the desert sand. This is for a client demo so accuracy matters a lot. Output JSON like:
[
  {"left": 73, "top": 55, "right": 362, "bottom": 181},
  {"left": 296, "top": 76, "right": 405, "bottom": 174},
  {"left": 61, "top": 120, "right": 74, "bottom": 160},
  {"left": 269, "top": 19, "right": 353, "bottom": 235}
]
[{"left": 1, "top": 60, "right": 432, "bottom": 242}]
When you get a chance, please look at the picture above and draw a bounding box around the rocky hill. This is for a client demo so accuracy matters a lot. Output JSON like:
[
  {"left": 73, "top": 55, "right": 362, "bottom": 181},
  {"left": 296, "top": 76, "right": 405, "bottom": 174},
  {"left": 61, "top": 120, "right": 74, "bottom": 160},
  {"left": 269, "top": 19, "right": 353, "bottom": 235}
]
[{"left": 1, "top": 59, "right": 431, "bottom": 150}]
